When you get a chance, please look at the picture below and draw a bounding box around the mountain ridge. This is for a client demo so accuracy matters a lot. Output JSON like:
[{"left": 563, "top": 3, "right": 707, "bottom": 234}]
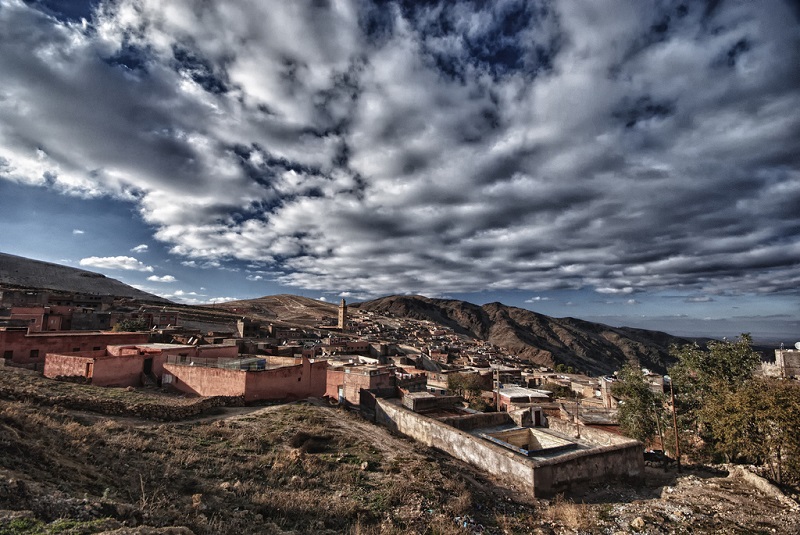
[
  {"left": 0, "top": 252, "right": 169, "bottom": 302},
  {"left": 354, "top": 294, "right": 692, "bottom": 374}
]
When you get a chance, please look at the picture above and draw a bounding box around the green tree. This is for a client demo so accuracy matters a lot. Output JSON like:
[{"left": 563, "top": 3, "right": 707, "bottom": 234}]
[
  {"left": 702, "top": 378, "right": 800, "bottom": 484},
  {"left": 612, "top": 363, "right": 664, "bottom": 445},
  {"left": 112, "top": 317, "right": 149, "bottom": 332},
  {"left": 447, "top": 373, "right": 483, "bottom": 399},
  {"left": 668, "top": 334, "right": 762, "bottom": 460}
]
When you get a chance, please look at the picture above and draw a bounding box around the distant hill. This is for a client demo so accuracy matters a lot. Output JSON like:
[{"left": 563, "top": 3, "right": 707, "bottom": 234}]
[
  {"left": 211, "top": 294, "right": 337, "bottom": 325},
  {"left": 355, "top": 295, "right": 693, "bottom": 375},
  {"left": 0, "top": 252, "right": 169, "bottom": 302}
]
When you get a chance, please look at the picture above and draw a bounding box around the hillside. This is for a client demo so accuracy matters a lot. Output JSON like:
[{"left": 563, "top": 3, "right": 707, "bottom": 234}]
[
  {"left": 355, "top": 295, "right": 691, "bottom": 375},
  {"left": 0, "top": 368, "right": 797, "bottom": 534},
  {"left": 0, "top": 252, "right": 168, "bottom": 302},
  {"left": 211, "top": 294, "right": 337, "bottom": 326}
]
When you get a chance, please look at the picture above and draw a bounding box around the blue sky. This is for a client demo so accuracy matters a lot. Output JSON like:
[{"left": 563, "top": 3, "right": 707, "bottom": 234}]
[{"left": 0, "top": 0, "right": 799, "bottom": 342}]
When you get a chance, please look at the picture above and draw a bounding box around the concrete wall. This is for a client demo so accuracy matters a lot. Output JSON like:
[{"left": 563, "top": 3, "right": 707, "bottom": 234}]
[
  {"left": 376, "top": 398, "right": 537, "bottom": 493},
  {"left": 775, "top": 349, "right": 800, "bottom": 379},
  {"left": 437, "top": 411, "right": 512, "bottom": 431},
  {"left": 375, "top": 398, "right": 643, "bottom": 497}
]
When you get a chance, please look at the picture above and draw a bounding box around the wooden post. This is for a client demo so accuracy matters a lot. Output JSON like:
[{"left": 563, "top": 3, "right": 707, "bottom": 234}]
[{"left": 670, "top": 379, "right": 681, "bottom": 472}]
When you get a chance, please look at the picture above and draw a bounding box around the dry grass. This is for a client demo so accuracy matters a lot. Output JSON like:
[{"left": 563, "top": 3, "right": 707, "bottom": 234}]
[
  {"left": 542, "top": 493, "right": 595, "bottom": 532},
  {"left": 0, "top": 396, "right": 542, "bottom": 534}
]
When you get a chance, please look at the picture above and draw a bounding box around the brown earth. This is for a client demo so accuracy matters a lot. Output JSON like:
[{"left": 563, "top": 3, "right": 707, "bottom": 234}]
[{"left": 0, "top": 368, "right": 797, "bottom": 534}]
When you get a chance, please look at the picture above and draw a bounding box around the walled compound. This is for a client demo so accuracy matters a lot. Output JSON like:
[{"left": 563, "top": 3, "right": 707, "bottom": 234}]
[{"left": 371, "top": 396, "right": 643, "bottom": 497}]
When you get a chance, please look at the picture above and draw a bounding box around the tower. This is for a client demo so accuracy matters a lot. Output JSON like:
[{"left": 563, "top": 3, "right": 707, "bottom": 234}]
[{"left": 338, "top": 298, "right": 347, "bottom": 332}]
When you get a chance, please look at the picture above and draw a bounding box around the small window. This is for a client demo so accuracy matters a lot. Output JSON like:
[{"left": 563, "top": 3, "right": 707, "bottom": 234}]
[
  {"left": 2, "top": 350, "right": 12, "bottom": 359},
  {"left": 30, "top": 349, "right": 39, "bottom": 359},
  {"left": 72, "top": 347, "right": 80, "bottom": 352},
  {"left": 92, "top": 346, "right": 101, "bottom": 351}
]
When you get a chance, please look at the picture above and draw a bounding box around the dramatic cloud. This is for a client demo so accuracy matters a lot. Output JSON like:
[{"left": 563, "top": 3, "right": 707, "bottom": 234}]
[
  {"left": 2, "top": 0, "right": 799, "bottom": 299},
  {"left": 79, "top": 256, "right": 154, "bottom": 272},
  {"left": 131, "top": 244, "right": 148, "bottom": 253},
  {"left": 147, "top": 274, "right": 177, "bottom": 283}
]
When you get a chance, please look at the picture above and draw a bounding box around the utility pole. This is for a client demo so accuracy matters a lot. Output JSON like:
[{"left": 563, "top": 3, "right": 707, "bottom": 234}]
[
  {"left": 494, "top": 367, "right": 500, "bottom": 411},
  {"left": 669, "top": 379, "right": 681, "bottom": 472}
]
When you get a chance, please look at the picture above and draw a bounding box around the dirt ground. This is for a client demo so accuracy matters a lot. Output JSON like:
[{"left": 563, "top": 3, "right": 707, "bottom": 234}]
[{"left": 0, "top": 368, "right": 797, "bottom": 534}]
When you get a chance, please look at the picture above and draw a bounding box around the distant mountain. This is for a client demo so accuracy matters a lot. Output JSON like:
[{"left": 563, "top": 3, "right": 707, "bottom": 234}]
[
  {"left": 0, "top": 252, "right": 169, "bottom": 302},
  {"left": 355, "top": 295, "right": 693, "bottom": 375}
]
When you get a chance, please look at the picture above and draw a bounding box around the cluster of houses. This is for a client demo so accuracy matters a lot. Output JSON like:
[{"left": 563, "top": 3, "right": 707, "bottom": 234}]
[{"left": 1, "top": 289, "right": 796, "bottom": 496}]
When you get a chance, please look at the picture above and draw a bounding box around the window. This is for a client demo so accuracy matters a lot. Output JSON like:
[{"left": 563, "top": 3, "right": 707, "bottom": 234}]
[
  {"left": 72, "top": 347, "right": 80, "bottom": 352},
  {"left": 30, "top": 349, "right": 39, "bottom": 359},
  {"left": 2, "top": 350, "right": 12, "bottom": 359},
  {"left": 92, "top": 346, "right": 101, "bottom": 351}
]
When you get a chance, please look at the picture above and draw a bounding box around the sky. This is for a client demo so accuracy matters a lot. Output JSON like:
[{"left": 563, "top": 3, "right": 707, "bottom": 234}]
[{"left": 0, "top": 0, "right": 798, "bottom": 343}]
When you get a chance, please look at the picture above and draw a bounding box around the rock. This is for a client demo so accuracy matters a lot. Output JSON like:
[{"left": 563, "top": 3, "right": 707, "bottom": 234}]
[
  {"left": 360, "top": 461, "right": 370, "bottom": 471},
  {"left": 630, "top": 517, "right": 646, "bottom": 531},
  {"left": 191, "top": 494, "right": 206, "bottom": 511}
]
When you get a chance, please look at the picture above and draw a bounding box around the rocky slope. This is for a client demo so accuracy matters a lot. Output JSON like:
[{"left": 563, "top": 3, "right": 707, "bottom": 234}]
[
  {"left": 356, "top": 295, "right": 692, "bottom": 375},
  {"left": 0, "top": 252, "right": 168, "bottom": 302}
]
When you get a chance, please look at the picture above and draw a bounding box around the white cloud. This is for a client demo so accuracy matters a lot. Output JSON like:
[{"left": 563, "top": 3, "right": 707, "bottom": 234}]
[
  {"left": 318, "top": 296, "right": 327, "bottom": 302},
  {"left": 147, "top": 275, "right": 177, "bottom": 283},
  {"left": 246, "top": 275, "right": 263, "bottom": 281},
  {"left": 72, "top": 229, "right": 84, "bottom": 235},
  {"left": 79, "top": 256, "right": 154, "bottom": 272},
  {"left": 525, "top": 296, "right": 550, "bottom": 303},
  {"left": 596, "top": 287, "right": 634, "bottom": 295},
  {"left": 131, "top": 244, "right": 149, "bottom": 253}
]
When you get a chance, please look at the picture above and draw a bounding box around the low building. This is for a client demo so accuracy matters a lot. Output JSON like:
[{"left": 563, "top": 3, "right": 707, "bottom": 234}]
[
  {"left": 498, "top": 386, "right": 552, "bottom": 411},
  {"left": 774, "top": 347, "right": 800, "bottom": 379},
  {"left": 326, "top": 364, "right": 396, "bottom": 404},
  {"left": 163, "top": 356, "right": 327, "bottom": 402},
  {"left": 43, "top": 343, "right": 238, "bottom": 387},
  {"left": 1, "top": 328, "right": 149, "bottom": 369},
  {"left": 372, "top": 399, "right": 643, "bottom": 497}
]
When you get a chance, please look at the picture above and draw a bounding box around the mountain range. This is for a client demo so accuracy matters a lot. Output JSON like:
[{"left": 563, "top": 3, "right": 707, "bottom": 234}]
[
  {"left": 1, "top": 252, "right": 694, "bottom": 374},
  {"left": 354, "top": 295, "right": 690, "bottom": 375}
]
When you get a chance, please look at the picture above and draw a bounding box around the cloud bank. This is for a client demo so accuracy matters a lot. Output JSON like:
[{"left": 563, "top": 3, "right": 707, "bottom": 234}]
[{"left": 1, "top": 0, "right": 799, "bottom": 298}]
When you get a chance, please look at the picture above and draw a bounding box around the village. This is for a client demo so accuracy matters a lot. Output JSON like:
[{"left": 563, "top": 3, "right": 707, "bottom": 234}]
[{"left": 2, "top": 287, "right": 798, "bottom": 501}]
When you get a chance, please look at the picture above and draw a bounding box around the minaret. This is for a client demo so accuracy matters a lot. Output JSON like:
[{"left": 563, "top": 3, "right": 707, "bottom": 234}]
[{"left": 338, "top": 298, "right": 347, "bottom": 332}]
